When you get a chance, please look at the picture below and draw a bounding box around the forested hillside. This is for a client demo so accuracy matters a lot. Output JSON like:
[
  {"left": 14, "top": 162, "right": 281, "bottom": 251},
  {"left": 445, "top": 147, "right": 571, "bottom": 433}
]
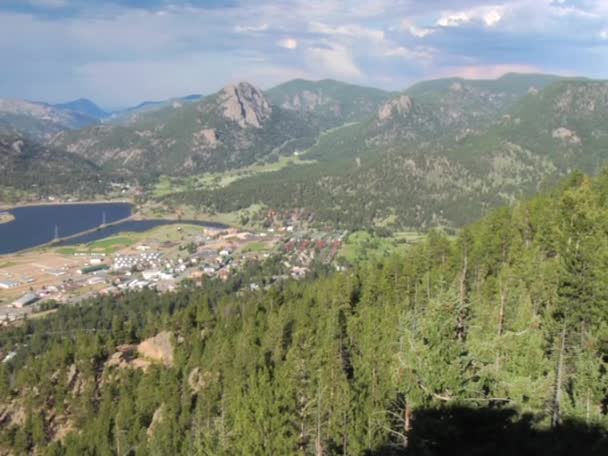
[
  {"left": 171, "top": 77, "right": 608, "bottom": 230},
  {"left": 51, "top": 80, "right": 390, "bottom": 179},
  {"left": 266, "top": 79, "right": 392, "bottom": 127},
  {"left": 0, "top": 134, "right": 109, "bottom": 201},
  {"left": 2, "top": 171, "right": 608, "bottom": 454}
]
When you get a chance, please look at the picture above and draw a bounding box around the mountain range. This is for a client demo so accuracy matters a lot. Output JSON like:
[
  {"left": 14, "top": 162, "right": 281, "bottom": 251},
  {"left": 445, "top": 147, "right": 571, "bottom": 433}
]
[{"left": 2, "top": 73, "right": 608, "bottom": 229}]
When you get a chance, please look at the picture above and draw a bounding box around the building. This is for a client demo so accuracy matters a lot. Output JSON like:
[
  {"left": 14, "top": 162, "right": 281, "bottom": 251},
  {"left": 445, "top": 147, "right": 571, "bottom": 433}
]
[
  {"left": 12, "top": 293, "right": 39, "bottom": 308},
  {"left": 78, "top": 264, "right": 110, "bottom": 275},
  {"left": 0, "top": 280, "right": 19, "bottom": 289}
]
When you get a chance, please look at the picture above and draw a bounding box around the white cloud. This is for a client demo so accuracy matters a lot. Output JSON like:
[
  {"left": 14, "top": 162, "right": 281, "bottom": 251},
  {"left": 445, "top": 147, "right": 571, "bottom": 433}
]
[
  {"left": 278, "top": 38, "right": 298, "bottom": 49},
  {"left": 600, "top": 29, "right": 608, "bottom": 40},
  {"left": 384, "top": 45, "right": 434, "bottom": 63},
  {"left": 402, "top": 20, "right": 435, "bottom": 38},
  {"left": 309, "top": 22, "right": 385, "bottom": 42},
  {"left": 437, "top": 5, "right": 505, "bottom": 28},
  {"left": 306, "top": 44, "right": 362, "bottom": 79},
  {"left": 234, "top": 24, "right": 269, "bottom": 33}
]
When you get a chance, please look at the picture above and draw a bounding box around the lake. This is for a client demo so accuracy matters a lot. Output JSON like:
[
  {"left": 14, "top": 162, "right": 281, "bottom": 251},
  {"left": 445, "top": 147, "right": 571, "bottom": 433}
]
[
  {"left": 0, "top": 203, "right": 229, "bottom": 255},
  {"left": 0, "top": 203, "right": 132, "bottom": 254}
]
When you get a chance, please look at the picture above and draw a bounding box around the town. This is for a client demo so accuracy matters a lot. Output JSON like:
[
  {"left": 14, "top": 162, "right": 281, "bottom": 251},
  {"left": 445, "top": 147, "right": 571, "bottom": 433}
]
[{"left": 0, "top": 221, "right": 347, "bottom": 330}]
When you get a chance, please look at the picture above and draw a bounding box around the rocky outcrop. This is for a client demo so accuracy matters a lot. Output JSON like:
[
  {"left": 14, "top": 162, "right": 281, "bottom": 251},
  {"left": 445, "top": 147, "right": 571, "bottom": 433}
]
[
  {"left": 193, "top": 128, "right": 219, "bottom": 148},
  {"left": 552, "top": 127, "right": 581, "bottom": 144},
  {"left": 378, "top": 95, "right": 414, "bottom": 121},
  {"left": 137, "top": 331, "right": 174, "bottom": 367},
  {"left": 187, "top": 368, "right": 219, "bottom": 394},
  {"left": 218, "top": 82, "right": 271, "bottom": 128}
]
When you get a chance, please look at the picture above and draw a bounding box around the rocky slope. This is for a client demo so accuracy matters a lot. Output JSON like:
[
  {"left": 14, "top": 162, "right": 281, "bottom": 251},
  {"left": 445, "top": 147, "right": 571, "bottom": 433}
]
[
  {"left": 52, "top": 82, "right": 322, "bottom": 177},
  {"left": 266, "top": 78, "right": 391, "bottom": 127},
  {"left": 172, "top": 77, "right": 608, "bottom": 230}
]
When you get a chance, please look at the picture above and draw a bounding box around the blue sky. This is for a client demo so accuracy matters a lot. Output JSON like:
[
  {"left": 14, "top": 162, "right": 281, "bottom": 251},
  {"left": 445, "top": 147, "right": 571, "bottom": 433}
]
[{"left": 1, "top": 0, "right": 607, "bottom": 108}]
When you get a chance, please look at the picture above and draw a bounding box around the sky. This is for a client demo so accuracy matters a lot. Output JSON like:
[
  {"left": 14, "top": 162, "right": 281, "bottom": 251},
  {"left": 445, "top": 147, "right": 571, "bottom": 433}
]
[{"left": 1, "top": 0, "right": 607, "bottom": 108}]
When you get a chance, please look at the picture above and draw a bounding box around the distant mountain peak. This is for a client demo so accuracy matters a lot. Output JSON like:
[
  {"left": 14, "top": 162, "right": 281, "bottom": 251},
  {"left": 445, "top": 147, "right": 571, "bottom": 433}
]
[
  {"left": 53, "top": 98, "right": 109, "bottom": 120},
  {"left": 218, "top": 82, "right": 271, "bottom": 128}
]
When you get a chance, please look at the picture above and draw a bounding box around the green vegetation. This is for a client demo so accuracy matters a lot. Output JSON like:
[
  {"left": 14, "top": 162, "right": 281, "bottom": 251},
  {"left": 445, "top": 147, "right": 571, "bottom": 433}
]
[
  {"left": 153, "top": 155, "right": 316, "bottom": 197},
  {"left": 169, "top": 78, "right": 608, "bottom": 231},
  {"left": 266, "top": 78, "right": 392, "bottom": 127},
  {"left": 53, "top": 83, "right": 325, "bottom": 178},
  {"left": 2, "top": 171, "right": 608, "bottom": 454},
  {"left": 57, "top": 236, "right": 136, "bottom": 256},
  {"left": 339, "top": 230, "right": 412, "bottom": 262},
  {"left": 241, "top": 241, "right": 270, "bottom": 253},
  {"left": 0, "top": 134, "right": 110, "bottom": 200}
]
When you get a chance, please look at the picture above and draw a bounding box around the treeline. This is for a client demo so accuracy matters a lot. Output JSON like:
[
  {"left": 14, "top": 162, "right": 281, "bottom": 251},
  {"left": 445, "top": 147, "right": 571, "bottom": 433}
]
[{"left": 2, "top": 171, "right": 608, "bottom": 454}]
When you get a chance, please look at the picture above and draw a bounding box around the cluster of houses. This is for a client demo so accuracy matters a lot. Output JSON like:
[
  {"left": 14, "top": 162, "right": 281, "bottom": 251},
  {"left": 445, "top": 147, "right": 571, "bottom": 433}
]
[
  {"left": 112, "top": 251, "right": 163, "bottom": 271},
  {"left": 0, "top": 223, "right": 353, "bottom": 329}
]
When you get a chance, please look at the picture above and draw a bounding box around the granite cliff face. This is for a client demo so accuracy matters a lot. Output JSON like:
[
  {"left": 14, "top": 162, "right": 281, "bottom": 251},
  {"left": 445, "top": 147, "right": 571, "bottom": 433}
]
[{"left": 218, "top": 82, "right": 272, "bottom": 128}]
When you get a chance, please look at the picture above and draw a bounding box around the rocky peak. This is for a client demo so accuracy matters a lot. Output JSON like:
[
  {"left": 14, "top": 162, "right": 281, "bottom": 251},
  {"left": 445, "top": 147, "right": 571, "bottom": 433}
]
[
  {"left": 218, "top": 82, "right": 271, "bottom": 128},
  {"left": 377, "top": 95, "right": 414, "bottom": 121}
]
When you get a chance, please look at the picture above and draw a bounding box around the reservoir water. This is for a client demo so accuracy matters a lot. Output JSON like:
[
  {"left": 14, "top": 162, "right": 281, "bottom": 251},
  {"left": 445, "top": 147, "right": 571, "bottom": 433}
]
[
  {"left": 0, "top": 203, "right": 132, "bottom": 254},
  {"left": 0, "top": 203, "right": 229, "bottom": 255}
]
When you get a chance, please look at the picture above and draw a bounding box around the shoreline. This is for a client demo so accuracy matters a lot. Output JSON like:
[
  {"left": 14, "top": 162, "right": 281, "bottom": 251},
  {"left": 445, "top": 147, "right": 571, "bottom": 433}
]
[
  {"left": 0, "top": 199, "right": 133, "bottom": 211},
  {"left": 0, "top": 217, "right": 231, "bottom": 258},
  {"left": 0, "top": 212, "right": 15, "bottom": 225}
]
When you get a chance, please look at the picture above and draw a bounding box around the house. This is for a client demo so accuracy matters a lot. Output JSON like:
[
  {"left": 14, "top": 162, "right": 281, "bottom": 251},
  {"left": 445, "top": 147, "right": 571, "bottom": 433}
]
[
  {"left": 0, "top": 280, "right": 19, "bottom": 289},
  {"left": 12, "top": 293, "right": 39, "bottom": 308}
]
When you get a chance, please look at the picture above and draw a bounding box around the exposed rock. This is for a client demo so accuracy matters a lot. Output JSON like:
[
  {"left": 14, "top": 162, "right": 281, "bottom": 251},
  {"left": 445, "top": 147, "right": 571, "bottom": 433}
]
[
  {"left": 193, "top": 128, "right": 219, "bottom": 147},
  {"left": 378, "top": 95, "right": 413, "bottom": 121},
  {"left": 106, "top": 345, "right": 138, "bottom": 369},
  {"left": 137, "top": 331, "right": 174, "bottom": 367},
  {"left": 105, "top": 344, "right": 154, "bottom": 371},
  {"left": 66, "top": 364, "right": 78, "bottom": 388},
  {"left": 147, "top": 404, "right": 165, "bottom": 437},
  {"left": 50, "top": 417, "right": 75, "bottom": 443},
  {"left": 552, "top": 127, "right": 581, "bottom": 144},
  {"left": 0, "top": 401, "right": 26, "bottom": 428},
  {"left": 187, "top": 368, "right": 219, "bottom": 394},
  {"left": 218, "top": 82, "right": 271, "bottom": 128}
]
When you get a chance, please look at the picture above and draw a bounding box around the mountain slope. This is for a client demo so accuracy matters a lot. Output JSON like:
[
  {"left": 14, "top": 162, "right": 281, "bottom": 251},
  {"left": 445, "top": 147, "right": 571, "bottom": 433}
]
[
  {"left": 53, "top": 98, "right": 110, "bottom": 120},
  {"left": 0, "top": 99, "right": 99, "bottom": 141},
  {"left": 108, "top": 94, "right": 203, "bottom": 124},
  {"left": 266, "top": 78, "right": 392, "bottom": 127},
  {"left": 52, "top": 82, "right": 324, "bottom": 177},
  {"left": 0, "top": 134, "right": 108, "bottom": 198},
  {"left": 170, "top": 77, "right": 608, "bottom": 230},
  {"left": 2, "top": 171, "right": 608, "bottom": 454}
]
